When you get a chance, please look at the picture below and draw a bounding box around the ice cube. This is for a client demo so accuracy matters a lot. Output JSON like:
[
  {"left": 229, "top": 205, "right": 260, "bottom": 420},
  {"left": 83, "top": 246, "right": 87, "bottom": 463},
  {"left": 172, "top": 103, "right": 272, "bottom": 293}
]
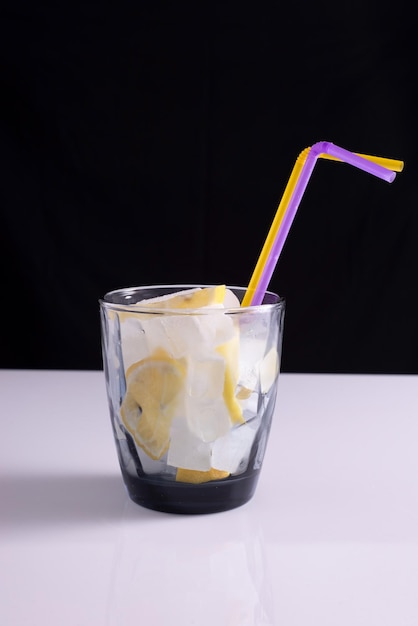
[
  {"left": 188, "top": 355, "right": 225, "bottom": 398},
  {"left": 211, "top": 423, "right": 257, "bottom": 474},
  {"left": 238, "top": 336, "right": 267, "bottom": 394},
  {"left": 237, "top": 311, "right": 280, "bottom": 394},
  {"left": 168, "top": 417, "right": 212, "bottom": 470},
  {"left": 185, "top": 395, "right": 231, "bottom": 442},
  {"left": 223, "top": 288, "right": 241, "bottom": 308},
  {"left": 135, "top": 443, "right": 169, "bottom": 474},
  {"left": 238, "top": 389, "right": 259, "bottom": 418},
  {"left": 119, "top": 300, "right": 240, "bottom": 375},
  {"left": 119, "top": 316, "right": 149, "bottom": 372},
  {"left": 211, "top": 312, "right": 239, "bottom": 347},
  {"left": 184, "top": 354, "right": 232, "bottom": 441},
  {"left": 139, "top": 313, "right": 236, "bottom": 360}
]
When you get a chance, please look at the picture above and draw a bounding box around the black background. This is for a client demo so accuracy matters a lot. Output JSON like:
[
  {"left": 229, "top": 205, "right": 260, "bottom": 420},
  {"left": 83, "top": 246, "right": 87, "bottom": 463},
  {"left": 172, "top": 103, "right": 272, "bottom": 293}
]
[{"left": 1, "top": 2, "right": 416, "bottom": 373}]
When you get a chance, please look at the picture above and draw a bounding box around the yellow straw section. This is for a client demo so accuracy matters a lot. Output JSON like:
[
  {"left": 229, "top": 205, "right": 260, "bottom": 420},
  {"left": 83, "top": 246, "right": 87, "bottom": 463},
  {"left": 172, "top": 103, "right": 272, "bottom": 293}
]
[
  {"left": 241, "top": 149, "right": 404, "bottom": 307},
  {"left": 323, "top": 152, "right": 404, "bottom": 172},
  {"left": 242, "top": 148, "right": 309, "bottom": 306}
]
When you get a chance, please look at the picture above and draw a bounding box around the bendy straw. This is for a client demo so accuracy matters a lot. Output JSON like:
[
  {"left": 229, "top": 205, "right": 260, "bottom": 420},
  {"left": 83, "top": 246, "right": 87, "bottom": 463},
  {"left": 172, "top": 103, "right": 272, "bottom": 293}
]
[{"left": 243, "top": 141, "right": 404, "bottom": 306}]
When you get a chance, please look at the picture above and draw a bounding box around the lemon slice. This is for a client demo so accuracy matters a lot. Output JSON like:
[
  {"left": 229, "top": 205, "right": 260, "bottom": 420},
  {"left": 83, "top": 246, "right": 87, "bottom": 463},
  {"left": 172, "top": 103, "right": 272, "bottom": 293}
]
[
  {"left": 138, "top": 285, "right": 226, "bottom": 309},
  {"left": 216, "top": 337, "right": 245, "bottom": 425},
  {"left": 117, "top": 285, "right": 235, "bottom": 323},
  {"left": 120, "top": 348, "right": 186, "bottom": 460},
  {"left": 176, "top": 467, "right": 230, "bottom": 484},
  {"left": 260, "top": 347, "right": 279, "bottom": 393}
]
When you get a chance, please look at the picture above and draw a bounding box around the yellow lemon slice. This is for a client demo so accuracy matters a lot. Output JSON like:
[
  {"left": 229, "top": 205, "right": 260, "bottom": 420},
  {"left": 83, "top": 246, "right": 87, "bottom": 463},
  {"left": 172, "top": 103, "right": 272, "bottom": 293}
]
[
  {"left": 138, "top": 285, "right": 226, "bottom": 309},
  {"left": 120, "top": 348, "right": 187, "bottom": 460},
  {"left": 260, "top": 347, "right": 279, "bottom": 393},
  {"left": 176, "top": 467, "right": 230, "bottom": 484},
  {"left": 115, "top": 286, "right": 227, "bottom": 323},
  {"left": 216, "top": 337, "right": 245, "bottom": 425}
]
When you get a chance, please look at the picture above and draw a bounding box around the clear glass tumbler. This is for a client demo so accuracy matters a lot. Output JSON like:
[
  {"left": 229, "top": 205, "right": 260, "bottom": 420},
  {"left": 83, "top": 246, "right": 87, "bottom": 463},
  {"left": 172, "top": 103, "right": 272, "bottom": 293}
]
[{"left": 99, "top": 284, "right": 285, "bottom": 514}]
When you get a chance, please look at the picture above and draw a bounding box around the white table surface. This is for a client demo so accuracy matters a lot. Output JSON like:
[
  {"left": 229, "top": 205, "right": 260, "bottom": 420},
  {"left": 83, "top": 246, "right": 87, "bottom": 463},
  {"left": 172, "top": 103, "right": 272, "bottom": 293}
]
[{"left": 1, "top": 369, "right": 417, "bottom": 626}]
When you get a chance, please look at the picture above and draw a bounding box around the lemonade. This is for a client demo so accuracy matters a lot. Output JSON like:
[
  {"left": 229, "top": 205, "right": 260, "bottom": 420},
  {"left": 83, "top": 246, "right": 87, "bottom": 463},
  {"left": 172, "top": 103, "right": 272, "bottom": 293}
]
[{"left": 100, "top": 284, "right": 285, "bottom": 513}]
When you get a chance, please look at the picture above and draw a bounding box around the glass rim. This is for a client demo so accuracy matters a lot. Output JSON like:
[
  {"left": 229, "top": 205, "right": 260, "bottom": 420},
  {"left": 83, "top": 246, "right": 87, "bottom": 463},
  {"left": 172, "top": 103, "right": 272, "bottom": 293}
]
[{"left": 99, "top": 283, "right": 285, "bottom": 314}]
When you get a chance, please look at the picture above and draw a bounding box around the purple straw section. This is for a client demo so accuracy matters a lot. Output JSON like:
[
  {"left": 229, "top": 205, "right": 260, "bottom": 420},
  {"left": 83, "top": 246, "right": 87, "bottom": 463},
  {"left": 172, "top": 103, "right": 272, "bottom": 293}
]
[{"left": 251, "top": 141, "right": 397, "bottom": 305}]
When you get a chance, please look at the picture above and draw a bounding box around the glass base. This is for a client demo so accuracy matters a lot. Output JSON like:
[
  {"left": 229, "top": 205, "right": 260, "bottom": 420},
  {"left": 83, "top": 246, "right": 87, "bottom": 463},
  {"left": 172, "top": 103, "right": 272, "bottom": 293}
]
[{"left": 121, "top": 470, "right": 260, "bottom": 515}]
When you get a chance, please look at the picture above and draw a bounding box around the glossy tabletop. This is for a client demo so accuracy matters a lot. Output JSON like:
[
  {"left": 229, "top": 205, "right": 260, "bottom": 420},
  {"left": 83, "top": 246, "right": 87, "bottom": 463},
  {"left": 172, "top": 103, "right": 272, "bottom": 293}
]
[{"left": 1, "top": 370, "right": 418, "bottom": 625}]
